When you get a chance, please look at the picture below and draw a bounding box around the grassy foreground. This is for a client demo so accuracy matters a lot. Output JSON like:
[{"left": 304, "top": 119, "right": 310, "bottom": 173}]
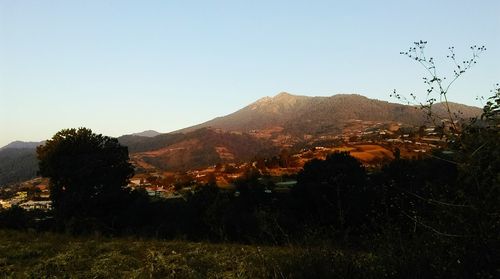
[{"left": 0, "top": 230, "right": 388, "bottom": 278}]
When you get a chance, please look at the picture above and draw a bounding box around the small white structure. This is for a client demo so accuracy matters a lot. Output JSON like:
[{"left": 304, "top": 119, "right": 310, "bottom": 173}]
[{"left": 19, "top": 200, "right": 52, "bottom": 211}]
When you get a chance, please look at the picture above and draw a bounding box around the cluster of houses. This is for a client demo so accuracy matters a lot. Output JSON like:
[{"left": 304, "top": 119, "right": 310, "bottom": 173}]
[
  {"left": 128, "top": 177, "right": 188, "bottom": 200},
  {"left": 0, "top": 187, "right": 52, "bottom": 211},
  {"left": 126, "top": 161, "right": 302, "bottom": 200},
  {"left": 338, "top": 120, "right": 449, "bottom": 155}
]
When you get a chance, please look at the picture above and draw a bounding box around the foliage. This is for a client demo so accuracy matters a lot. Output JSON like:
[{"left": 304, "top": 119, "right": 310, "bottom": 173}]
[
  {"left": 448, "top": 87, "right": 500, "bottom": 275},
  {"left": 294, "top": 152, "right": 372, "bottom": 236},
  {"left": 36, "top": 128, "right": 134, "bottom": 232},
  {"left": 478, "top": 83, "right": 500, "bottom": 123},
  {"left": 374, "top": 157, "right": 458, "bottom": 234}
]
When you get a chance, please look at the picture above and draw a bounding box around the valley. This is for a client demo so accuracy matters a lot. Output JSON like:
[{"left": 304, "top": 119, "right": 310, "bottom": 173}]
[{"left": 0, "top": 92, "right": 479, "bottom": 203}]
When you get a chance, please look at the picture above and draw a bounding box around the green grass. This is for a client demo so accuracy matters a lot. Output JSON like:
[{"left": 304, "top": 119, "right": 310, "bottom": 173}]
[{"left": 0, "top": 230, "right": 390, "bottom": 278}]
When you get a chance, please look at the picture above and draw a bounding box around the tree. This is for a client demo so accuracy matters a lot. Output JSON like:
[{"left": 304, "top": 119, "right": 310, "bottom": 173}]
[
  {"left": 294, "top": 152, "right": 370, "bottom": 235},
  {"left": 37, "top": 128, "right": 134, "bottom": 232}
]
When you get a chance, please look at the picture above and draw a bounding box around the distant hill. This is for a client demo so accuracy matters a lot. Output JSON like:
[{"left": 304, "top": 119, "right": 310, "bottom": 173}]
[
  {"left": 118, "top": 133, "right": 186, "bottom": 153},
  {"left": 178, "top": 92, "right": 481, "bottom": 136},
  {"left": 0, "top": 141, "right": 44, "bottom": 151},
  {"left": 126, "top": 128, "right": 277, "bottom": 171}
]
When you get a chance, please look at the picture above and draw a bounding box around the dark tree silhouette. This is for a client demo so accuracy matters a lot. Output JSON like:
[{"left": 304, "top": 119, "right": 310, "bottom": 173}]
[
  {"left": 294, "top": 152, "right": 370, "bottom": 234},
  {"left": 36, "top": 128, "right": 134, "bottom": 232}
]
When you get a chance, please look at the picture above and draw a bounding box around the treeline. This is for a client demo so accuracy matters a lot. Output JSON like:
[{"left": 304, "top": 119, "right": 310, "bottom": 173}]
[{"left": 2, "top": 150, "right": 498, "bottom": 277}]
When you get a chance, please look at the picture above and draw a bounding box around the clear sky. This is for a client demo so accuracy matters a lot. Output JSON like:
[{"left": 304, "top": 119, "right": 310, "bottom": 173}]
[{"left": 1, "top": 0, "right": 499, "bottom": 147}]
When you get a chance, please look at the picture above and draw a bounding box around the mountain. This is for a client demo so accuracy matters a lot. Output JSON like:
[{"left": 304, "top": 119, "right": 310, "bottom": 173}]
[
  {"left": 177, "top": 92, "right": 311, "bottom": 133},
  {"left": 178, "top": 93, "right": 481, "bottom": 135},
  {"left": 127, "top": 92, "right": 480, "bottom": 171},
  {"left": 0, "top": 141, "right": 44, "bottom": 151},
  {"left": 1, "top": 93, "right": 482, "bottom": 184}
]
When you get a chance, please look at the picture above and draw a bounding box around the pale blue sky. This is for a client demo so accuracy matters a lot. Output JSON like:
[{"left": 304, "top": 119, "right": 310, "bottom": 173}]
[{"left": 1, "top": 0, "right": 499, "bottom": 146}]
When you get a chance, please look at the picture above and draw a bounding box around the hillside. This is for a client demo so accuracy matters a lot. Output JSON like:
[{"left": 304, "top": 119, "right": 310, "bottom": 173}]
[
  {"left": 122, "top": 93, "right": 481, "bottom": 172},
  {"left": 118, "top": 133, "right": 186, "bottom": 153},
  {"left": 0, "top": 147, "right": 39, "bottom": 186},
  {"left": 128, "top": 128, "right": 277, "bottom": 171},
  {"left": 0, "top": 141, "right": 43, "bottom": 151}
]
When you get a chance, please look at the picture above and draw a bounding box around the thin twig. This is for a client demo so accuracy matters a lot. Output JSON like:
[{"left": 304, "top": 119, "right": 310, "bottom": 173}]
[
  {"left": 397, "top": 187, "right": 473, "bottom": 208},
  {"left": 401, "top": 211, "right": 472, "bottom": 238}
]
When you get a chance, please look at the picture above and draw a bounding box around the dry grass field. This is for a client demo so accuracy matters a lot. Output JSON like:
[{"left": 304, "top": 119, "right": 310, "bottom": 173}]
[
  {"left": 349, "top": 145, "right": 394, "bottom": 163},
  {"left": 0, "top": 230, "right": 386, "bottom": 278}
]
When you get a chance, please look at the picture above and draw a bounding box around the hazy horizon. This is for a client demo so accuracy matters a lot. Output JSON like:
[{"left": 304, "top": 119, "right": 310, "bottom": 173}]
[{"left": 1, "top": 0, "right": 499, "bottom": 146}]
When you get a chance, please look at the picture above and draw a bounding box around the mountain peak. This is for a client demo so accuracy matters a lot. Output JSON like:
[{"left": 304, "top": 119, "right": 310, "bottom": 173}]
[
  {"left": 256, "top": 92, "right": 298, "bottom": 101},
  {"left": 274, "top": 92, "right": 294, "bottom": 98},
  {"left": 128, "top": 130, "right": 161, "bottom": 137},
  {"left": 249, "top": 92, "right": 307, "bottom": 112}
]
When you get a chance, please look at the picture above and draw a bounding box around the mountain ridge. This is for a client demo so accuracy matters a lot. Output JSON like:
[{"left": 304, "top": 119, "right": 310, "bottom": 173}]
[
  {"left": 176, "top": 92, "right": 481, "bottom": 135},
  {"left": 0, "top": 141, "right": 44, "bottom": 151},
  {"left": 126, "top": 130, "right": 162, "bottom": 137}
]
